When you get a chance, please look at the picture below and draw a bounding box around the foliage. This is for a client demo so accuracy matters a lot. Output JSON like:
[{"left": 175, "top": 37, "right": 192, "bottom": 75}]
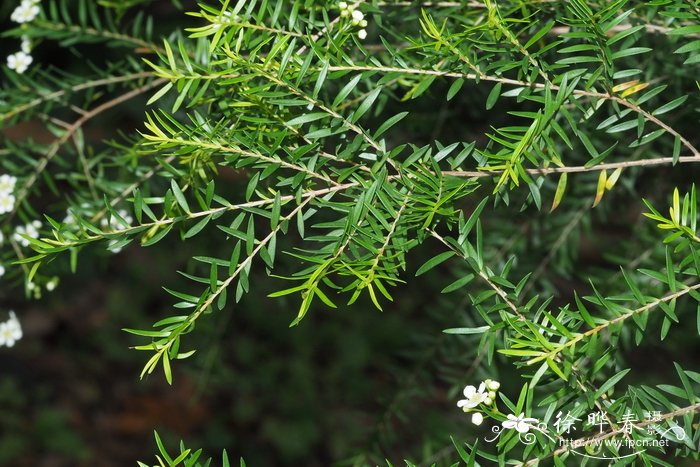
[{"left": 2, "top": 0, "right": 700, "bottom": 464}]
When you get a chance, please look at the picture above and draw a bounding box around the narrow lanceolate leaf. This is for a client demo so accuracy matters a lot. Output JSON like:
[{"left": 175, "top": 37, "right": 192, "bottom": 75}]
[
  {"left": 485, "top": 82, "right": 502, "bottom": 110},
  {"left": 653, "top": 96, "right": 688, "bottom": 116},
  {"left": 446, "top": 78, "right": 464, "bottom": 101},
  {"left": 170, "top": 179, "right": 190, "bottom": 213},
  {"left": 352, "top": 87, "right": 382, "bottom": 123},
  {"left": 605, "top": 167, "right": 622, "bottom": 191},
  {"left": 550, "top": 173, "right": 567, "bottom": 212},
  {"left": 416, "top": 251, "right": 455, "bottom": 276},
  {"left": 147, "top": 82, "right": 173, "bottom": 105},
  {"left": 592, "top": 170, "right": 607, "bottom": 208},
  {"left": 593, "top": 369, "right": 630, "bottom": 399}
]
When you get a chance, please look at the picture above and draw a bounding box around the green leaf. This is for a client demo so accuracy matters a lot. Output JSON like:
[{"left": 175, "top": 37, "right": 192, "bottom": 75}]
[
  {"left": 675, "top": 40, "right": 700, "bottom": 54},
  {"left": 447, "top": 79, "right": 464, "bottom": 101},
  {"left": 441, "top": 274, "right": 475, "bottom": 293},
  {"left": 550, "top": 173, "right": 567, "bottom": 212},
  {"left": 524, "top": 21, "right": 554, "bottom": 49},
  {"left": 415, "top": 251, "right": 455, "bottom": 276},
  {"left": 287, "top": 112, "right": 327, "bottom": 126},
  {"left": 352, "top": 87, "right": 382, "bottom": 123},
  {"left": 162, "top": 352, "right": 173, "bottom": 385},
  {"left": 147, "top": 82, "right": 173, "bottom": 106},
  {"left": 593, "top": 368, "right": 630, "bottom": 399},
  {"left": 486, "top": 82, "right": 502, "bottom": 110},
  {"left": 653, "top": 96, "right": 688, "bottom": 116},
  {"left": 170, "top": 179, "right": 190, "bottom": 213},
  {"left": 332, "top": 75, "right": 362, "bottom": 108},
  {"left": 374, "top": 111, "right": 408, "bottom": 139},
  {"left": 142, "top": 224, "right": 175, "bottom": 247},
  {"left": 592, "top": 169, "right": 607, "bottom": 208},
  {"left": 184, "top": 215, "right": 212, "bottom": 239}
]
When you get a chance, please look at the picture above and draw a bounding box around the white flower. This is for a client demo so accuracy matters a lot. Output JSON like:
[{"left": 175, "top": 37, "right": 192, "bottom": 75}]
[
  {"left": 46, "top": 277, "right": 58, "bottom": 292},
  {"left": 10, "top": 2, "right": 40, "bottom": 23},
  {"left": 358, "top": 29, "right": 367, "bottom": 40},
  {"left": 471, "top": 412, "right": 484, "bottom": 425},
  {"left": 0, "top": 312, "right": 23, "bottom": 348},
  {"left": 0, "top": 193, "right": 15, "bottom": 214},
  {"left": 63, "top": 210, "right": 77, "bottom": 224},
  {"left": 485, "top": 379, "right": 501, "bottom": 391},
  {"left": 339, "top": 1, "right": 348, "bottom": 9},
  {"left": 100, "top": 209, "right": 133, "bottom": 231},
  {"left": 220, "top": 10, "right": 239, "bottom": 23},
  {"left": 7, "top": 51, "right": 33, "bottom": 74},
  {"left": 0, "top": 174, "right": 17, "bottom": 195},
  {"left": 13, "top": 221, "right": 41, "bottom": 247},
  {"left": 107, "top": 240, "right": 124, "bottom": 254},
  {"left": 457, "top": 383, "right": 487, "bottom": 410},
  {"left": 21, "top": 35, "right": 31, "bottom": 54},
  {"left": 502, "top": 413, "right": 539, "bottom": 433},
  {"left": 351, "top": 9, "right": 364, "bottom": 23}
]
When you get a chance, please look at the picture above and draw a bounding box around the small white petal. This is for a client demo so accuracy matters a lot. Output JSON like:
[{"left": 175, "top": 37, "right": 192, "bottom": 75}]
[{"left": 516, "top": 421, "right": 531, "bottom": 433}]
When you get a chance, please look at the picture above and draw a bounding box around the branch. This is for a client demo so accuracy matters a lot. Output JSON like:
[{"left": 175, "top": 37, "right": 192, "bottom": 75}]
[
  {"left": 526, "top": 282, "right": 700, "bottom": 366},
  {"left": 329, "top": 65, "right": 700, "bottom": 158},
  {"left": 429, "top": 229, "right": 526, "bottom": 321},
  {"left": 4, "top": 77, "right": 167, "bottom": 226}
]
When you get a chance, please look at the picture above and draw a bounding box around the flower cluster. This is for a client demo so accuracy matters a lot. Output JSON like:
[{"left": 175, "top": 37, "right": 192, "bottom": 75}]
[
  {"left": 11, "top": 0, "right": 39, "bottom": 23},
  {"left": 102, "top": 209, "right": 134, "bottom": 253},
  {"left": 338, "top": 2, "right": 368, "bottom": 40},
  {"left": 7, "top": 0, "right": 41, "bottom": 74},
  {"left": 0, "top": 174, "right": 17, "bottom": 215},
  {"left": 100, "top": 209, "right": 134, "bottom": 232},
  {"left": 0, "top": 311, "right": 23, "bottom": 348},
  {"left": 457, "top": 379, "right": 501, "bottom": 425},
  {"left": 456, "top": 380, "right": 540, "bottom": 433}
]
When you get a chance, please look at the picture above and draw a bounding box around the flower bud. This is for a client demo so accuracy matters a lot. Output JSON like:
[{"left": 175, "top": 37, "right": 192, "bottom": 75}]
[{"left": 471, "top": 412, "right": 484, "bottom": 425}]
